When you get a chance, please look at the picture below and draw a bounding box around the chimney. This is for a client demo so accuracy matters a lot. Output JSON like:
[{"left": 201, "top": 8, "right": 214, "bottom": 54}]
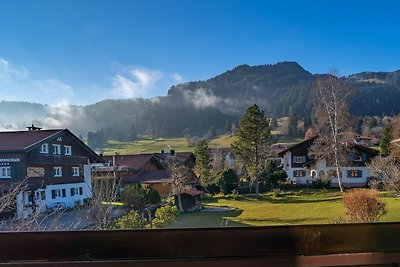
[
  {"left": 27, "top": 124, "right": 42, "bottom": 131},
  {"left": 170, "top": 149, "right": 175, "bottom": 156},
  {"left": 161, "top": 150, "right": 165, "bottom": 154}
]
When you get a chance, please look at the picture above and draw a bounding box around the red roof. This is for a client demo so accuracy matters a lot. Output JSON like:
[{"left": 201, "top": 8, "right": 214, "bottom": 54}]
[
  {"left": 0, "top": 129, "right": 62, "bottom": 151},
  {"left": 122, "top": 169, "right": 170, "bottom": 183},
  {"left": 103, "top": 154, "right": 161, "bottom": 170},
  {"left": 182, "top": 188, "right": 203, "bottom": 196}
]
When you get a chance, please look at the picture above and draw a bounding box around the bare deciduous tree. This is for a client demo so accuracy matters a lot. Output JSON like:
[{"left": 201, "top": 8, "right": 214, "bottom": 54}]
[
  {"left": 87, "top": 176, "right": 121, "bottom": 229},
  {"left": 367, "top": 155, "right": 400, "bottom": 193},
  {"left": 309, "top": 75, "right": 354, "bottom": 192},
  {"left": 167, "top": 160, "right": 191, "bottom": 212}
]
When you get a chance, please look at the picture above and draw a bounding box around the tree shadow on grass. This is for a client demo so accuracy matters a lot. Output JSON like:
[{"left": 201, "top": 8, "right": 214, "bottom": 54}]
[
  {"left": 241, "top": 216, "right": 331, "bottom": 225},
  {"left": 220, "top": 194, "right": 342, "bottom": 204}
]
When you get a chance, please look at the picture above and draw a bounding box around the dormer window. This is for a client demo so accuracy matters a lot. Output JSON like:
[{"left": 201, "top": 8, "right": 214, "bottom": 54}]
[
  {"left": 64, "top": 145, "right": 72, "bottom": 156},
  {"left": 354, "top": 153, "right": 363, "bottom": 161},
  {"left": 293, "top": 156, "right": 306, "bottom": 164},
  {"left": 53, "top": 144, "right": 61, "bottom": 155},
  {"left": 40, "top": 143, "right": 49, "bottom": 154}
]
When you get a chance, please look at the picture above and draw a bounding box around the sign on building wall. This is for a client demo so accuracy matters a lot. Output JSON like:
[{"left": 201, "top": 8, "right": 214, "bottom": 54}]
[{"left": 27, "top": 167, "right": 45, "bottom": 177}]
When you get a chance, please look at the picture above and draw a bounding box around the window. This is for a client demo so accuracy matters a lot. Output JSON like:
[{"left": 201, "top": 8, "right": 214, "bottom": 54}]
[
  {"left": 293, "top": 170, "right": 306, "bottom": 177},
  {"left": 70, "top": 188, "right": 79, "bottom": 196},
  {"left": 79, "top": 187, "right": 83, "bottom": 195},
  {"left": 72, "top": 167, "right": 80, "bottom": 176},
  {"left": 328, "top": 170, "right": 342, "bottom": 178},
  {"left": 293, "top": 156, "right": 306, "bottom": 164},
  {"left": 35, "top": 191, "right": 45, "bottom": 200},
  {"left": 0, "top": 167, "right": 11, "bottom": 178},
  {"left": 64, "top": 145, "right": 72, "bottom": 155},
  {"left": 51, "top": 189, "right": 66, "bottom": 199},
  {"left": 354, "top": 153, "right": 363, "bottom": 161},
  {"left": 347, "top": 170, "right": 362, "bottom": 178},
  {"left": 40, "top": 143, "right": 49, "bottom": 153},
  {"left": 53, "top": 144, "right": 61, "bottom": 155},
  {"left": 54, "top": 166, "right": 62, "bottom": 177}
]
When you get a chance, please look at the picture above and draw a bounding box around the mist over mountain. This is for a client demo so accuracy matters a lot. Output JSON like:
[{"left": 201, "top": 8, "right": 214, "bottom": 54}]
[{"left": 1, "top": 62, "right": 400, "bottom": 138}]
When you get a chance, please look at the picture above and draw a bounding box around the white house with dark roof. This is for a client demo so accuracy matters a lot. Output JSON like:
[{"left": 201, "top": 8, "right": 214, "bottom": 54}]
[
  {"left": 277, "top": 137, "right": 379, "bottom": 188},
  {"left": 0, "top": 127, "right": 102, "bottom": 218}
]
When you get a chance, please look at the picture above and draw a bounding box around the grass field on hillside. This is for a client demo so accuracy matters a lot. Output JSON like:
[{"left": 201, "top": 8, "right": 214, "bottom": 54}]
[
  {"left": 101, "top": 134, "right": 303, "bottom": 155},
  {"left": 167, "top": 189, "right": 400, "bottom": 228}
]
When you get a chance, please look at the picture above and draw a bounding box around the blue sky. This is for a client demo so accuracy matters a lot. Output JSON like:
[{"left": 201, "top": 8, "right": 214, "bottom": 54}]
[{"left": 0, "top": 0, "right": 399, "bottom": 105}]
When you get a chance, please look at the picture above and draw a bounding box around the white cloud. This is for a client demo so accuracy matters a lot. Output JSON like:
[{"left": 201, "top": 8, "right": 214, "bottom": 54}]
[
  {"left": 172, "top": 72, "right": 183, "bottom": 82},
  {"left": 42, "top": 100, "right": 86, "bottom": 129},
  {"left": 111, "top": 66, "right": 183, "bottom": 99},
  {"left": 0, "top": 58, "right": 29, "bottom": 81},
  {"left": 111, "top": 67, "right": 164, "bottom": 98},
  {"left": 35, "top": 78, "right": 74, "bottom": 97},
  {"left": 184, "top": 88, "right": 219, "bottom": 109}
]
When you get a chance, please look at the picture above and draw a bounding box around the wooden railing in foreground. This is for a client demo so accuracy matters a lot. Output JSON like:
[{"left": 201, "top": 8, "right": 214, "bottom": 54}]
[{"left": 1, "top": 223, "right": 400, "bottom": 266}]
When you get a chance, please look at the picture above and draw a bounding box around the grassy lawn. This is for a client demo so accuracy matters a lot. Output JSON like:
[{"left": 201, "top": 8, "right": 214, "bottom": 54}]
[
  {"left": 167, "top": 189, "right": 400, "bottom": 228},
  {"left": 101, "top": 133, "right": 304, "bottom": 155}
]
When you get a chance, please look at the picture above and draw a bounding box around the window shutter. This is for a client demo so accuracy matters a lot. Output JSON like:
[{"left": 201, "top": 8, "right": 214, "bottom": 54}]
[
  {"left": 302, "top": 171, "right": 306, "bottom": 177},
  {"left": 358, "top": 170, "right": 362, "bottom": 178},
  {"left": 10, "top": 167, "right": 16, "bottom": 179},
  {"left": 70, "top": 188, "right": 74, "bottom": 196},
  {"left": 79, "top": 187, "right": 83, "bottom": 195},
  {"left": 293, "top": 171, "right": 297, "bottom": 177},
  {"left": 62, "top": 189, "right": 66, "bottom": 197},
  {"left": 52, "top": 190, "right": 56, "bottom": 199}
]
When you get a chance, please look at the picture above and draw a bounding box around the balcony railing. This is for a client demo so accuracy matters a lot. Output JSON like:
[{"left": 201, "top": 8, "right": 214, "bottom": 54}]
[
  {"left": 0, "top": 223, "right": 400, "bottom": 266},
  {"left": 27, "top": 154, "right": 88, "bottom": 165}
]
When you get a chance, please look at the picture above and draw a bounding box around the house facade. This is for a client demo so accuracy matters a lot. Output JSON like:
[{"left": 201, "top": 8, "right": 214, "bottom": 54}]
[
  {"left": 278, "top": 137, "right": 379, "bottom": 188},
  {"left": 0, "top": 128, "right": 101, "bottom": 218},
  {"left": 91, "top": 151, "right": 198, "bottom": 197}
]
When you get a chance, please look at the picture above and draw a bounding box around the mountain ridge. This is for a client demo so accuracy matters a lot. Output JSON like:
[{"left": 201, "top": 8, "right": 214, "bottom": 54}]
[{"left": 0, "top": 62, "right": 400, "bottom": 138}]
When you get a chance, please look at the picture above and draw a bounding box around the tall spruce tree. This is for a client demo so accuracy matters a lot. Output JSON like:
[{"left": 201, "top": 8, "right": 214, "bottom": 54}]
[
  {"left": 232, "top": 104, "right": 272, "bottom": 196},
  {"left": 380, "top": 122, "right": 392, "bottom": 156},
  {"left": 194, "top": 140, "right": 214, "bottom": 187}
]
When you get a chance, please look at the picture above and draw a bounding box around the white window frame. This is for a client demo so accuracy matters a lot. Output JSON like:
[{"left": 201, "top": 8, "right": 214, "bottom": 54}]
[
  {"left": 293, "top": 156, "right": 306, "bottom": 164},
  {"left": 64, "top": 145, "right": 72, "bottom": 156},
  {"left": 52, "top": 189, "right": 62, "bottom": 198},
  {"left": 71, "top": 187, "right": 79, "bottom": 196},
  {"left": 54, "top": 166, "right": 62, "bottom": 177},
  {"left": 53, "top": 144, "right": 61, "bottom": 155},
  {"left": 72, "top": 166, "right": 80, "bottom": 176},
  {"left": 40, "top": 143, "right": 49, "bottom": 154},
  {"left": 0, "top": 167, "right": 11, "bottom": 178}
]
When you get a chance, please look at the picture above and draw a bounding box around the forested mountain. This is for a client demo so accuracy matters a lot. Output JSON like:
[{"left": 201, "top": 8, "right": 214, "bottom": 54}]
[{"left": 0, "top": 62, "right": 400, "bottom": 139}]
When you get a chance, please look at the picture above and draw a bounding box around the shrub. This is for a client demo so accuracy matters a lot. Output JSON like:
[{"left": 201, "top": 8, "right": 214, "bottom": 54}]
[
  {"left": 311, "top": 178, "right": 331, "bottom": 189},
  {"left": 151, "top": 205, "right": 178, "bottom": 228},
  {"left": 146, "top": 188, "right": 161, "bottom": 205},
  {"left": 114, "top": 210, "right": 142, "bottom": 229},
  {"left": 343, "top": 189, "right": 387, "bottom": 223},
  {"left": 121, "top": 184, "right": 147, "bottom": 210}
]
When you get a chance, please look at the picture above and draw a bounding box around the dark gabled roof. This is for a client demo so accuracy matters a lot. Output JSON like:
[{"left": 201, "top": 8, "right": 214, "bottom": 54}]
[
  {"left": 0, "top": 129, "right": 62, "bottom": 151},
  {"left": 354, "top": 144, "right": 379, "bottom": 156},
  {"left": 277, "top": 135, "right": 379, "bottom": 158},
  {"left": 277, "top": 137, "right": 316, "bottom": 157},
  {"left": 0, "top": 128, "right": 102, "bottom": 162},
  {"left": 103, "top": 154, "right": 163, "bottom": 170}
]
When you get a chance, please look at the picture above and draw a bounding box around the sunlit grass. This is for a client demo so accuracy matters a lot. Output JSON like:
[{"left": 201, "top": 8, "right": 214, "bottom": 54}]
[
  {"left": 101, "top": 133, "right": 304, "bottom": 155},
  {"left": 168, "top": 189, "right": 400, "bottom": 228}
]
